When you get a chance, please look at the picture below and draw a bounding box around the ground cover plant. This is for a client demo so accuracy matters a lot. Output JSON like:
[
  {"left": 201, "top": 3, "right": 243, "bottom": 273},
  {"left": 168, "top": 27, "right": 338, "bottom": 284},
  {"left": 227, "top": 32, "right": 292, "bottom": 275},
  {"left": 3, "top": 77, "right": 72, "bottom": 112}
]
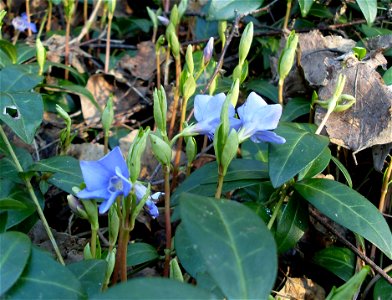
[{"left": 0, "top": 0, "right": 391, "bottom": 299}]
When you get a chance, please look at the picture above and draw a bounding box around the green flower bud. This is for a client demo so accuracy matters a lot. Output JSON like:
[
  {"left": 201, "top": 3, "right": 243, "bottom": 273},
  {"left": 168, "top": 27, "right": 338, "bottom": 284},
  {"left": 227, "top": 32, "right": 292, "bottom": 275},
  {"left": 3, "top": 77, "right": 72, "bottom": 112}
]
[
  {"left": 227, "top": 79, "right": 240, "bottom": 107},
  {"left": 106, "top": 0, "right": 116, "bottom": 15},
  {"left": 63, "top": 0, "right": 75, "bottom": 21},
  {"left": 147, "top": 7, "right": 158, "bottom": 29},
  {"left": 170, "top": 5, "right": 179, "bottom": 27},
  {"left": 150, "top": 133, "right": 172, "bottom": 166},
  {"left": 218, "top": 21, "right": 227, "bottom": 49},
  {"left": 104, "top": 248, "right": 116, "bottom": 286},
  {"left": 102, "top": 95, "right": 114, "bottom": 134},
  {"left": 108, "top": 204, "right": 119, "bottom": 246},
  {"left": 67, "top": 195, "right": 88, "bottom": 219},
  {"left": 185, "top": 136, "right": 197, "bottom": 165},
  {"left": 233, "top": 61, "right": 249, "bottom": 84},
  {"left": 155, "top": 35, "right": 165, "bottom": 53},
  {"left": 153, "top": 86, "right": 168, "bottom": 134},
  {"left": 82, "top": 200, "right": 99, "bottom": 230},
  {"left": 127, "top": 127, "right": 150, "bottom": 183},
  {"left": 178, "top": 0, "right": 188, "bottom": 20},
  {"left": 83, "top": 243, "right": 93, "bottom": 260},
  {"left": 170, "top": 258, "right": 184, "bottom": 282},
  {"left": 221, "top": 129, "right": 239, "bottom": 176},
  {"left": 36, "top": 38, "right": 46, "bottom": 76},
  {"left": 278, "top": 30, "right": 299, "bottom": 81},
  {"left": 185, "top": 44, "right": 194, "bottom": 74},
  {"left": 169, "top": 30, "right": 180, "bottom": 59},
  {"left": 208, "top": 75, "right": 218, "bottom": 95},
  {"left": 239, "top": 22, "right": 253, "bottom": 65},
  {"left": 183, "top": 75, "right": 196, "bottom": 101}
]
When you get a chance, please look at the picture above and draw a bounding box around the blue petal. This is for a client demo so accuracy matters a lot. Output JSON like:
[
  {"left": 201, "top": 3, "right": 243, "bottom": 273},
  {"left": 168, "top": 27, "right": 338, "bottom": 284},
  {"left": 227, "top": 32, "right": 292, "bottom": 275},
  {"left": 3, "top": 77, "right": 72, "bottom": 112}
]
[
  {"left": 194, "top": 95, "right": 213, "bottom": 122},
  {"left": 99, "top": 190, "right": 121, "bottom": 214},
  {"left": 229, "top": 117, "right": 242, "bottom": 131},
  {"left": 252, "top": 104, "right": 283, "bottom": 131},
  {"left": 145, "top": 199, "right": 159, "bottom": 218},
  {"left": 134, "top": 183, "right": 147, "bottom": 202},
  {"left": 250, "top": 131, "right": 286, "bottom": 144},
  {"left": 237, "top": 92, "right": 268, "bottom": 123},
  {"left": 77, "top": 188, "right": 110, "bottom": 200},
  {"left": 115, "top": 167, "right": 132, "bottom": 197},
  {"left": 80, "top": 160, "right": 112, "bottom": 191},
  {"left": 100, "top": 147, "right": 130, "bottom": 179},
  {"left": 192, "top": 119, "right": 218, "bottom": 136},
  {"left": 28, "top": 22, "right": 37, "bottom": 33},
  {"left": 205, "top": 93, "right": 228, "bottom": 118}
]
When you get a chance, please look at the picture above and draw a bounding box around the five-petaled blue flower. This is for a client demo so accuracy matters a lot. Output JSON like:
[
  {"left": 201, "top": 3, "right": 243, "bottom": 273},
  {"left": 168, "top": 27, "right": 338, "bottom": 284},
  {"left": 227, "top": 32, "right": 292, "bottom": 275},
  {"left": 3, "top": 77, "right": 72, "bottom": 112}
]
[
  {"left": 134, "top": 183, "right": 161, "bottom": 219},
  {"left": 12, "top": 13, "right": 37, "bottom": 33},
  {"left": 237, "top": 92, "right": 286, "bottom": 144},
  {"left": 77, "top": 147, "right": 132, "bottom": 214},
  {"left": 188, "top": 93, "right": 241, "bottom": 139}
]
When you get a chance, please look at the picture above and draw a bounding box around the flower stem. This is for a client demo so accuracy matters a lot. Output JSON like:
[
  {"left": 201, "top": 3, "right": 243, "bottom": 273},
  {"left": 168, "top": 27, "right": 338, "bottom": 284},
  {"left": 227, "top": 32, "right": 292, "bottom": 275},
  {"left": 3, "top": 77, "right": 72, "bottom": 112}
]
[
  {"left": 104, "top": 132, "right": 109, "bottom": 154},
  {"left": 163, "top": 164, "right": 172, "bottom": 277},
  {"left": 315, "top": 107, "right": 332, "bottom": 135},
  {"left": 215, "top": 167, "right": 224, "bottom": 199},
  {"left": 0, "top": 126, "right": 65, "bottom": 265},
  {"left": 283, "top": 0, "right": 292, "bottom": 30},
  {"left": 267, "top": 192, "right": 285, "bottom": 230},
  {"left": 156, "top": 49, "right": 161, "bottom": 88},
  {"left": 104, "top": 12, "right": 113, "bottom": 73},
  {"left": 168, "top": 56, "right": 182, "bottom": 138},
  {"left": 278, "top": 78, "right": 284, "bottom": 106},
  {"left": 25, "top": 0, "right": 32, "bottom": 36},
  {"left": 90, "top": 226, "right": 98, "bottom": 258}
]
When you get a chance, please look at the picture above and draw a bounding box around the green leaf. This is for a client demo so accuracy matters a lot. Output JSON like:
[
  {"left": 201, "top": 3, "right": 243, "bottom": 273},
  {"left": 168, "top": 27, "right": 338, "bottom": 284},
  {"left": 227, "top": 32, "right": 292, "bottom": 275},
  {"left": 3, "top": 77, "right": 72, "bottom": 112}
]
[
  {"left": 383, "top": 66, "right": 392, "bottom": 85},
  {"left": 0, "top": 65, "right": 42, "bottom": 92},
  {"left": 206, "top": 0, "right": 263, "bottom": 21},
  {"left": 5, "top": 246, "right": 85, "bottom": 299},
  {"left": 29, "top": 156, "right": 83, "bottom": 194},
  {"left": 241, "top": 140, "right": 268, "bottom": 162},
  {"left": 331, "top": 156, "right": 352, "bottom": 188},
  {"left": 312, "top": 247, "right": 355, "bottom": 282},
  {"left": 0, "top": 231, "right": 31, "bottom": 295},
  {"left": 359, "top": 25, "right": 392, "bottom": 37},
  {"left": 298, "top": 147, "right": 331, "bottom": 181},
  {"left": 0, "top": 92, "right": 43, "bottom": 144},
  {"left": 275, "top": 194, "right": 308, "bottom": 253},
  {"left": 269, "top": 123, "right": 329, "bottom": 188},
  {"left": 295, "top": 179, "right": 392, "bottom": 259},
  {"left": 246, "top": 79, "right": 278, "bottom": 103},
  {"left": 373, "top": 271, "right": 392, "bottom": 300},
  {"left": 356, "top": 0, "right": 377, "bottom": 25},
  {"left": 16, "top": 44, "right": 36, "bottom": 64},
  {"left": 0, "top": 198, "right": 27, "bottom": 210},
  {"left": 0, "top": 147, "right": 33, "bottom": 184},
  {"left": 91, "top": 277, "right": 216, "bottom": 299},
  {"left": 0, "top": 40, "right": 17, "bottom": 64},
  {"left": 299, "top": 0, "right": 314, "bottom": 17},
  {"left": 67, "top": 259, "right": 107, "bottom": 297},
  {"left": 47, "top": 62, "right": 87, "bottom": 85},
  {"left": 172, "top": 159, "right": 269, "bottom": 205},
  {"left": 180, "top": 193, "right": 277, "bottom": 299},
  {"left": 281, "top": 97, "right": 310, "bottom": 122},
  {"left": 126, "top": 243, "right": 159, "bottom": 267}
]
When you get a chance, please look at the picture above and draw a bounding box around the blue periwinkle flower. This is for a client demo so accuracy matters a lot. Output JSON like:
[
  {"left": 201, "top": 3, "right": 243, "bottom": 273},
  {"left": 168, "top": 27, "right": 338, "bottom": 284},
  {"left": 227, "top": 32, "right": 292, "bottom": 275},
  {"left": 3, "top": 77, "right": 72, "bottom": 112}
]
[
  {"left": 12, "top": 13, "right": 37, "bottom": 33},
  {"left": 77, "top": 147, "right": 132, "bottom": 214},
  {"left": 134, "top": 183, "right": 161, "bottom": 219},
  {"left": 203, "top": 37, "right": 214, "bottom": 64},
  {"left": 157, "top": 15, "right": 170, "bottom": 26},
  {"left": 190, "top": 93, "right": 241, "bottom": 139},
  {"left": 237, "top": 92, "right": 286, "bottom": 144}
]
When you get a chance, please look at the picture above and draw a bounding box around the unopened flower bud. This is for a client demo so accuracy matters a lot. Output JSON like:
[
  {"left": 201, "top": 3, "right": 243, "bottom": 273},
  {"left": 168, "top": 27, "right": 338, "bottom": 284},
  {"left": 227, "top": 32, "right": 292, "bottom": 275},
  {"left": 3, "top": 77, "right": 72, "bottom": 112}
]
[
  {"left": 278, "top": 30, "right": 299, "bottom": 81},
  {"left": 218, "top": 21, "right": 227, "bottom": 49},
  {"left": 157, "top": 15, "right": 169, "bottom": 26},
  {"left": 102, "top": 96, "right": 114, "bottom": 134},
  {"left": 153, "top": 86, "right": 167, "bottom": 134},
  {"left": 67, "top": 195, "right": 88, "bottom": 219},
  {"left": 170, "top": 4, "right": 179, "bottom": 27},
  {"left": 150, "top": 134, "right": 172, "bottom": 166},
  {"left": 36, "top": 38, "right": 46, "bottom": 75},
  {"left": 183, "top": 76, "right": 196, "bottom": 101},
  {"left": 239, "top": 22, "right": 253, "bottom": 65},
  {"left": 169, "top": 30, "right": 180, "bottom": 59},
  {"left": 127, "top": 128, "right": 150, "bottom": 183},
  {"left": 185, "top": 136, "right": 197, "bottom": 165},
  {"left": 203, "top": 37, "right": 214, "bottom": 64},
  {"left": 185, "top": 44, "right": 194, "bottom": 74}
]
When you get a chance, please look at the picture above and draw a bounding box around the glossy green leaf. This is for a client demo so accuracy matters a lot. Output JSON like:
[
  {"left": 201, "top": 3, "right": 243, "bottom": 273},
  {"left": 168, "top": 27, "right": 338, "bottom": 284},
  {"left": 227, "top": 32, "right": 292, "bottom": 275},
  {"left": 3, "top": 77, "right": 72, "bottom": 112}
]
[
  {"left": 295, "top": 178, "right": 392, "bottom": 259},
  {"left": 357, "top": 0, "right": 377, "bottom": 25},
  {"left": 331, "top": 156, "right": 352, "bottom": 188},
  {"left": 180, "top": 193, "right": 277, "bottom": 299},
  {"left": 281, "top": 97, "right": 310, "bottom": 122},
  {"left": 308, "top": 2, "right": 334, "bottom": 18},
  {"left": 0, "top": 198, "right": 27, "bottom": 210},
  {"left": 29, "top": 156, "right": 83, "bottom": 194},
  {"left": 68, "top": 259, "right": 107, "bottom": 297},
  {"left": 0, "top": 40, "right": 17, "bottom": 64},
  {"left": 172, "top": 159, "right": 269, "bottom": 205},
  {"left": 275, "top": 194, "right": 308, "bottom": 253},
  {"left": 299, "top": 0, "right": 314, "bottom": 17},
  {"left": 0, "top": 147, "right": 33, "bottom": 184},
  {"left": 298, "top": 147, "right": 331, "bottom": 181},
  {"left": 241, "top": 139, "right": 268, "bottom": 162},
  {"left": 91, "top": 277, "right": 216, "bottom": 299},
  {"left": 246, "top": 79, "right": 278, "bottom": 103},
  {"left": 359, "top": 25, "right": 392, "bottom": 37},
  {"left": 0, "top": 231, "right": 31, "bottom": 295},
  {"left": 312, "top": 247, "right": 354, "bottom": 282},
  {"left": 269, "top": 123, "right": 329, "bottom": 188},
  {"left": 5, "top": 246, "right": 85, "bottom": 299},
  {"left": 373, "top": 271, "right": 392, "bottom": 300},
  {"left": 0, "top": 65, "right": 42, "bottom": 92},
  {"left": 126, "top": 242, "right": 159, "bottom": 267},
  {"left": 383, "top": 66, "right": 392, "bottom": 85},
  {"left": 16, "top": 44, "right": 36, "bottom": 64},
  {"left": 206, "top": 0, "right": 263, "bottom": 20}
]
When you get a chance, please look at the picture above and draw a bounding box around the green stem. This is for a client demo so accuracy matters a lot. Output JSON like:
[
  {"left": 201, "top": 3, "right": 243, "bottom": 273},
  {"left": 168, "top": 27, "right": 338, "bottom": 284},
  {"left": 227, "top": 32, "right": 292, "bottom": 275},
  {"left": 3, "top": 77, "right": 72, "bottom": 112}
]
[
  {"left": 0, "top": 126, "right": 65, "bottom": 265},
  {"left": 215, "top": 167, "right": 224, "bottom": 199},
  {"left": 105, "top": 13, "right": 113, "bottom": 73},
  {"left": 90, "top": 227, "right": 98, "bottom": 258},
  {"left": 267, "top": 192, "right": 285, "bottom": 230},
  {"left": 104, "top": 132, "right": 109, "bottom": 154},
  {"left": 163, "top": 165, "right": 172, "bottom": 277},
  {"left": 283, "top": 0, "right": 292, "bottom": 30},
  {"left": 278, "top": 78, "right": 284, "bottom": 106}
]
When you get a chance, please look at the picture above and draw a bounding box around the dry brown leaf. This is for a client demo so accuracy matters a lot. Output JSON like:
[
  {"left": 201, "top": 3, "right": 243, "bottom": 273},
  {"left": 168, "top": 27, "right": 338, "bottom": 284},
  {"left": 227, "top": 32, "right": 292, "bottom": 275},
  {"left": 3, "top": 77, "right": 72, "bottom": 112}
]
[{"left": 276, "top": 277, "right": 325, "bottom": 300}]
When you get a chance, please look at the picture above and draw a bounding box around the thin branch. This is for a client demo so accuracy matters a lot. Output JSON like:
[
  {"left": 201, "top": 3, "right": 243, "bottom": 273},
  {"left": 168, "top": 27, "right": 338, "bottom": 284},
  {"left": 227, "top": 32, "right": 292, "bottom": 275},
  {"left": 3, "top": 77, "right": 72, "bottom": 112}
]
[{"left": 309, "top": 208, "right": 392, "bottom": 285}]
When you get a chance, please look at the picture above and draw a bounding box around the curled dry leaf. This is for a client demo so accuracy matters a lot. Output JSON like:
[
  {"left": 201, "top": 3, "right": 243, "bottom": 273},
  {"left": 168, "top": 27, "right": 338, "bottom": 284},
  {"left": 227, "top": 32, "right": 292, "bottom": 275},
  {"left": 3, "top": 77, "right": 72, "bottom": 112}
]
[{"left": 276, "top": 277, "right": 325, "bottom": 300}]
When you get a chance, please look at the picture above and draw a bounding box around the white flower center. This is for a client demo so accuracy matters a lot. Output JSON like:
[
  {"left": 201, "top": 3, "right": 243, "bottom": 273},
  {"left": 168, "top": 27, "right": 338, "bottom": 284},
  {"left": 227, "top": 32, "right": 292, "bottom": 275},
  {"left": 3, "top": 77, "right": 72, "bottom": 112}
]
[{"left": 108, "top": 176, "right": 123, "bottom": 193}]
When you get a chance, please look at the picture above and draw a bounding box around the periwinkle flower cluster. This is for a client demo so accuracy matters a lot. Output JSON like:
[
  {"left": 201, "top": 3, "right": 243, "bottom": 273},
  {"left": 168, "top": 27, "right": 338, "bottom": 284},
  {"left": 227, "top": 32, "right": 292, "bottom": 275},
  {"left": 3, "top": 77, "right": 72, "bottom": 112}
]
[
  {"left": 186, "top": 92, "right": 285, "bottom": 144},
  {"left": 12, "top": 13, "right": 37, "bottom": 33},
  {"left": 77, "top": 147, "right": 159, "bottom": 217}
]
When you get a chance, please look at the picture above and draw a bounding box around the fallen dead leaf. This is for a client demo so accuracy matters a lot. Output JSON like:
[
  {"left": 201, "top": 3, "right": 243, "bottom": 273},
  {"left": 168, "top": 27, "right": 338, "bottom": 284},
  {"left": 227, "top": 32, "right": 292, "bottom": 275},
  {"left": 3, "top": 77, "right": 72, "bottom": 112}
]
[{"left": 276, "top": 277, "right": 325, "bottom": 300}]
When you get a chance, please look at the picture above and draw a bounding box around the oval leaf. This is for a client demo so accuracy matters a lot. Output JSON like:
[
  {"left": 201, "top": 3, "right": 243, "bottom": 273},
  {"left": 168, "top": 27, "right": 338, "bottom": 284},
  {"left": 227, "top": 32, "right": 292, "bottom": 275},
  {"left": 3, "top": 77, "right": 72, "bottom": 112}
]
[
  {"left": 357, "top": 0, "right": 377, "bottom": 26},
  {"left": 5, "top": 247, "right": 85, "bottom": 299},
  {"left": 91, "top": 277, "right": 216, "bottom": 299},
  {"left": 0, "top": 231, "right": 31, "bottom": 295},
  {"left": 207, "top": 0, "right": 263, "bottom": 21},
  {"left": 126, "top": 242, "right": 159, "bottom": 267},
  {"left": 299, "top": 0, "right": 314, "bottom": 17},
  {"left": 295, "top": 178, "right": 392, "bottom": 259},
  {"left": 269, "top": 123, "right": 329, "bottom": 188},
  {"left": 180, "top": 193, "right": 277, "bottom": 299}
]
